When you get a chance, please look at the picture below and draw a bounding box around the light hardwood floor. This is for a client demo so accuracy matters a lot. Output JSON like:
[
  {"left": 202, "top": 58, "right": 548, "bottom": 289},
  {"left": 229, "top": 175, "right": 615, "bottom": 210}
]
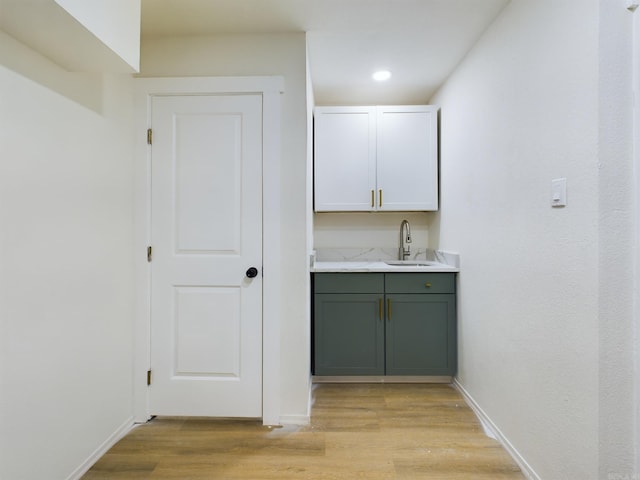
[{"left": 83, "top": 384, "right": 525, "bottom": 479}]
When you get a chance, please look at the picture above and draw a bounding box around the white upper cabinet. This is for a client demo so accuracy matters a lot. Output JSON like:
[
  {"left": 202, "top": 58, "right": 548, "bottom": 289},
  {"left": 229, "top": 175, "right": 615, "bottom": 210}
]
[
  {"left": 314, "top": 106, "right": 377, "bottom": 211},
  {"left": 376, "top": 106, "right": 438, "bottom": 211},
  {"left": 314, "top": 105, "right": 438, "bottom": 212}
]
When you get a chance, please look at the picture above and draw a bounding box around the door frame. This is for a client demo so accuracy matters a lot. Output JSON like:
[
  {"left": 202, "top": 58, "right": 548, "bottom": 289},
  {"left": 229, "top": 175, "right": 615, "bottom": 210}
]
[
  {"left": 633, "top": 4, "right": 640, "bottom": 474},
  {"left": 133, "top": 76, "right": 284, "bottom": 425}
]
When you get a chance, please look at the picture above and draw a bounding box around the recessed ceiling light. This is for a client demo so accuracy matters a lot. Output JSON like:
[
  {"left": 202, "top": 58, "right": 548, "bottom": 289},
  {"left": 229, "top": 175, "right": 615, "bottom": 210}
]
[{"left": 372, "top": 70, "right": 392, "bottom": 81}]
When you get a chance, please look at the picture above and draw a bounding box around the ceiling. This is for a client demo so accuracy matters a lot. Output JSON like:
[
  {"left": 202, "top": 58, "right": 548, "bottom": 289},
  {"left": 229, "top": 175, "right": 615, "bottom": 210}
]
[{"left": 141, "top": 0, "right": 510, "bottom": 104}]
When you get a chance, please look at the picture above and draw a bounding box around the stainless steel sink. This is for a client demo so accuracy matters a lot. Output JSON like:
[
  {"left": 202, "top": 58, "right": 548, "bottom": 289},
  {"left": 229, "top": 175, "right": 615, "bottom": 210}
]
[{"left": 384, "top": 260, "right": 436, "bottom": 267}]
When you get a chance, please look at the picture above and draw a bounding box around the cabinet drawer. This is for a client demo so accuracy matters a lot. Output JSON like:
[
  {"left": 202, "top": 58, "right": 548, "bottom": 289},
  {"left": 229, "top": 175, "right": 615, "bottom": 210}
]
[
  {"left": 314, "top": 273, "right": 384, "bottom": 293},
  {"left": 385, "top": 273, "right": 456, "bottom": 294}
]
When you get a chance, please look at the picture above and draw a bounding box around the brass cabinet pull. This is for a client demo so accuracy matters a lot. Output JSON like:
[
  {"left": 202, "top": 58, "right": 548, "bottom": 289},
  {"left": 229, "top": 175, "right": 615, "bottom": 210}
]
[
  {"left": 371, "top": 190, "right": 375, "bottom": 208},
  {"left": 425, "top": 283, "right": 432, "bottom": 288},
  {"left": 387, "top": 298, "right": 391, "bottom": 320},
  {"left": 379, "top": 189, "right": 383, "bottom": 207},
  {"left": 379, "top": 298, "right": 383, "bottom": 321}
]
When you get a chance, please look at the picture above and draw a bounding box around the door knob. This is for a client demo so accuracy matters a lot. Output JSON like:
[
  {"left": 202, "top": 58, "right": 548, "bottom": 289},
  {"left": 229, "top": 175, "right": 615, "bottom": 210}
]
[{"left": 245, "top": 267, "right": 259, "bottom": 278}]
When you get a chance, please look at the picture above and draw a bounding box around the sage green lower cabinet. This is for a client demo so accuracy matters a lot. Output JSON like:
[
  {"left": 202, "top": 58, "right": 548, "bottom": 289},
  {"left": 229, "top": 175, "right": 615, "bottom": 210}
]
[
  {"left": 385, "top": 294, "right": 456, "bottom": 375},
  {"left": 314, "top": 273, "right": 385, "bottom": 375},
  {"left": 314, "top": 293, "right": 385, "bottom": 375},
  {"left": 313, "top": 272, "right": 457, "bottom": 377}
]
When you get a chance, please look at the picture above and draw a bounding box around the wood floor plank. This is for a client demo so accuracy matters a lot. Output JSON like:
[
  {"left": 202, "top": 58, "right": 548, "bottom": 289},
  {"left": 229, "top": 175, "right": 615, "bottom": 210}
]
[
  {"left": 82, "top": 384, "right": 525, "bottom": 480},
  {"left": 147, "top": 454, "right": 396, "bottom": 480},
  {"left": 82, "top": 453, "right": 158, "bottom": 480}
]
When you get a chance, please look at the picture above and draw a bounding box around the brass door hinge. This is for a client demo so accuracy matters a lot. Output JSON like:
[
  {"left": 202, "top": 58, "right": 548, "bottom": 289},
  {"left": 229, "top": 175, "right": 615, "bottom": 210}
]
[
  {"left": 147, "top": 128, "right": 153, "bottom": 145},
  {"left": 147, "top": 370, "right": 152, "bottom": 386},
  {"left": 147, "top": 246, "right": 153, "bottom": 262}
]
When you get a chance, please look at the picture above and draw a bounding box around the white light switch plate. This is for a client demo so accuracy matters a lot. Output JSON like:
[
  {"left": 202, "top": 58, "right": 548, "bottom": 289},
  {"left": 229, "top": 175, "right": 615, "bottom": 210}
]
[{"left": 551, "top": 178, "right": 567, "bottom": 207}]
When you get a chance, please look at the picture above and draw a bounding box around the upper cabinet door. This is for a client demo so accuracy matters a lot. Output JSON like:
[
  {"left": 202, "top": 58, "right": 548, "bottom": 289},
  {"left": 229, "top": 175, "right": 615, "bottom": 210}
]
[
  {"left": 376, "top": 106, "right": 438, "bottom": 211},
  {"left": 314, "top": 105, "right": 439, "bottom": 212},
  {"left": 314, "top": 106, "right": 376, "bottom": 211}
]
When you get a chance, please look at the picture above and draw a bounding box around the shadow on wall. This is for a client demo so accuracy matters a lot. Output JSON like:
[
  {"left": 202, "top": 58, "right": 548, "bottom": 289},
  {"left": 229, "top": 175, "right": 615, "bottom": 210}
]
[
  {"left": 0, "top": 31, "right": 104, "bottom": 114},
  {"left": 426, "top": 154, "right": 441, "bottom": 248},
  {"left": 427, "top": 209, "right": 441, "bottom": 251},
  {"left": 427, "top": 108, "right": 442, "bottom": 251}
]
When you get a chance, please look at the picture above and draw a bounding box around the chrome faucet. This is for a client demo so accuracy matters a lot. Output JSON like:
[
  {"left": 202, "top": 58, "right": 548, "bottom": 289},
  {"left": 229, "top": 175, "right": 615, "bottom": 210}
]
[{"left": 399, "top": 219, "right": 412, "bottom": 260}]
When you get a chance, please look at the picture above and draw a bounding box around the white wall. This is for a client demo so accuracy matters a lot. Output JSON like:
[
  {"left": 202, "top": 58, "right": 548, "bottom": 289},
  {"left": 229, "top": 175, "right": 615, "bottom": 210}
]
[
  {"left": 0, "top": 38, "right": 135, "bottom": 480},
  {"left": 307, "top": 38, "right": 316, "bottom": 264},
  {"left": 597, "top": 1, "right": 636, "bottom": 478},
  {"left": 140, "top": 33, "right": 311, "bottom": 421},
  {"left": 430, "top": 1, "right": 636, "bottom": 478},
  {"left": 314, "top": 212, "right": 433, "bottom": 250},
  {"left": 54, "top": 0, "right": 141, "bottom": 71},
  {"left": 305, "top": 39, "right": 315, "bottom": 414}
]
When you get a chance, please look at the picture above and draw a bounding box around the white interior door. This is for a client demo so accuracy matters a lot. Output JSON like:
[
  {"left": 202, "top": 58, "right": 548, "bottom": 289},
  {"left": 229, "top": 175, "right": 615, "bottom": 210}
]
[{"left": 149, "top": 94, "right": 263, "bottom": 417}]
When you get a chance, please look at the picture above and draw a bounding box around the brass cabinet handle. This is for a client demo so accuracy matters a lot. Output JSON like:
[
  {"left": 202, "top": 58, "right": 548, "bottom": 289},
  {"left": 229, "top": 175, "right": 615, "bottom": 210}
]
[
  {"left": 387, "top": 298, "right": 391, "bottom": 320},
  {"left": 371, "top": 190, "right": 375, "bottom": 208},
  {"left": 379, "top": 298, "right": 383, "bottom": 321},
  {"left": 379, "top": 189, "right": 383, "bottom": 207},
  {"left": 425, "top": 283, "right": 432, "bottom": 288}
]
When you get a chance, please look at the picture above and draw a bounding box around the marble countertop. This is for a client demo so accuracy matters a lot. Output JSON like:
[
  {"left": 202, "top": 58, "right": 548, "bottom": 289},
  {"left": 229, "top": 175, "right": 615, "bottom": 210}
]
[
  {"left": 312, "top": 260, "right": 459, "bottom": 273},
  {"left": 310, "top": 248, "right": 460, "bottom": 273}
]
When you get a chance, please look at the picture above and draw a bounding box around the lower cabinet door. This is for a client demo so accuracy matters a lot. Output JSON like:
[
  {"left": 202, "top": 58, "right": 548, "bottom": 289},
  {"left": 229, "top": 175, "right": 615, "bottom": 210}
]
[
  {"left": 385, "top": 294, "right": 456, "bottom": 375},
  {"left": 314, "top": 293, "right": 384, "bottom": 375}
]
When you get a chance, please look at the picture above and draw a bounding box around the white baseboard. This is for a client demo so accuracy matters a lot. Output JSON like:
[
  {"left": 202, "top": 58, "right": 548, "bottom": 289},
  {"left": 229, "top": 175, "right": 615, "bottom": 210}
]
[
  {"left": 274, "top": 376, "right": 313, "bottom": 426},
  {"left": 453, "top": 379, "right": 541, "bottom": 480},
  {"left": 66, "top": 417, "right": 135, "bottom": 480},
  {"left": 279, "top": 414, "right": 310, "bottom": 426}
]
